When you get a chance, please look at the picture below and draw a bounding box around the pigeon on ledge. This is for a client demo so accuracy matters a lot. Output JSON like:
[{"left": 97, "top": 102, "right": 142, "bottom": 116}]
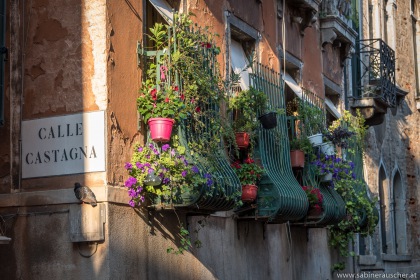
[{"left": 74, "top": 183, "right": 97, "bottom": 207}]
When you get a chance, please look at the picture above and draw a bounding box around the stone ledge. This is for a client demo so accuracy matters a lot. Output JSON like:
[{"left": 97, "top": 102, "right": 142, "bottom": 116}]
[
  {"left": 382, "top": 254, "right": 412, "bottom": 262},
  {"left": 358, "top": 255, "right": 377, "bottom": 266},
  {"left": 0, "top": 186, "right": 128, "bottom": 207}
]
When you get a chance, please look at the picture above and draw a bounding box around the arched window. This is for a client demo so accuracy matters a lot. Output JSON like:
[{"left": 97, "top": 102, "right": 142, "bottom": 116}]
[
  {"left": 378, "top": 165, "right": 389, "bottom": 254},
  {"left": 392, "top": 170, "right": 407, "bottom": 254}
]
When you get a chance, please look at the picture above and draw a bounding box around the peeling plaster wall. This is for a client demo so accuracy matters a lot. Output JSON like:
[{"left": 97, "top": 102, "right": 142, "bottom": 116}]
[
  {"left": 106, "top": 0, "right": 143, "bottom": 187},
  {"left": 19, "top": 0, "right": 108, "bottom": 190}
]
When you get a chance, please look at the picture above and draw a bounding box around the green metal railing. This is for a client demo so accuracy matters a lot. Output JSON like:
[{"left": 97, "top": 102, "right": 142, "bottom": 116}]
[
  {"left": 249, "top": 63, "right": 308, "bottom": 222},
  {"left": 286, "top": 89, "right": 346, "bottom": 226},
  {"left": 141, "top": 17, "right": 241, "bottom": 212}
]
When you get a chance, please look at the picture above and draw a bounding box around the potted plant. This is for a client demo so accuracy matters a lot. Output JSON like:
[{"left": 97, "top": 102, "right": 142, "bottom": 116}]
[
  {"left": 137, "top": 16, "right": 226, "bottom": 144},
  {"left": 231, "top": 157, "right": 265, "bottom": 203},
  {"left": 301, "top": 185, "right": 323, "bottom": 216},
  {"left": 323, "top": 125, "right": 355, "bottom": 158},
  {"left": 124, "top": 143, "right": 214, "bottom": 206},
  {"left": 289, "top": 137, "right": 312, "bottom": 168},
  {"left": 286, "top": 98, "right": 325, "bottom": 146},
  {"left": 137, "top": 79, "right": 186, "bottom": 142},
  {"left": 317, "top": 137, "right": 335, "bottom": 156},
  {"left": 312, "top": 154, "right": 356, "bottom": 183},
  {"left": 229, "top": 87, "right": 268, "bottom": 149}
]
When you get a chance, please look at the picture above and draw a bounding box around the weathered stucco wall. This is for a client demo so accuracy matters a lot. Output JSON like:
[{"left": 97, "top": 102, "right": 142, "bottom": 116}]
[
  {"left": 15, "top": 0, "right": 108, "bottom": 190},
  {"left": 106, "top": 0, "right": 143, "bottom": 187}
]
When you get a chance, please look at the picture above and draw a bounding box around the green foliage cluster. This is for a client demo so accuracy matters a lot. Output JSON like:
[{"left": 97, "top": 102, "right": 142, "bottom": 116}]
[
  {"left": 229, "top": 87, "right": 268, "bottom": 133},
  {"left": 326, "top": 110, "right": 377, "bottom": 271}
]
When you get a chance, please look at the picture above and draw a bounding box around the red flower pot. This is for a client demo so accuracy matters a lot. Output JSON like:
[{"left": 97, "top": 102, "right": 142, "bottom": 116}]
[
  {"left": 235, "top": 132, "right": 250, "bottom": 149},
  {"left": 241, "top": 184, "right": 258, "bottom": 203},
  {"left": 148, "top": 118, "right": 175, "bottom": 143},
  {"left": 290, "top": 150, "right": 305, "bottom": 169}
]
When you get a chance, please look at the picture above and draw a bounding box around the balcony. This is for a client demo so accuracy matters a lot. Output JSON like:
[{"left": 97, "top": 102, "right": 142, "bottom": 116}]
[
  {"left": 319, "top": 0, "right": 358, "bottom": 59},
  {"left": 350, "top": 39, "right": 396, "bottom": 126},
  {"left": 285, "top": 0, "right": 322, "bottom": 34}
]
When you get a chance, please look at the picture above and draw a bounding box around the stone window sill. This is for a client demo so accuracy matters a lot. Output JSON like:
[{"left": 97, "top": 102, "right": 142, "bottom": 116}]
[{"left": 382, "top": 254, "right": 412, "bottom": 262}]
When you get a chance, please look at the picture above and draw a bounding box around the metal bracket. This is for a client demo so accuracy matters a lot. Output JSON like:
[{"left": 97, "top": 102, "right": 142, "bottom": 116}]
[{"left": 136, "top": 41, "right": 162, "bottom": 67}]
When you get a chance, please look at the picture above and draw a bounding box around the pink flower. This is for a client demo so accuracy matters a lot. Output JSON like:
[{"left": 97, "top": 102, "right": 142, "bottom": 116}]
[{"left": 160, "top": 65, "right": 168, "bottom": 81}]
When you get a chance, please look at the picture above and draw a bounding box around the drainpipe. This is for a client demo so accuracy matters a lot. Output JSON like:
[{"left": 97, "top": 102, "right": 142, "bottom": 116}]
[{"left": 344, "top": 61, "right": 349, "bottom": 110}]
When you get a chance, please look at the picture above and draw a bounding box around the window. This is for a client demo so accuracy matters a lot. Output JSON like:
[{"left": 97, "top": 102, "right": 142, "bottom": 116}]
[
  {"left": 392, "top": 170, "right": 407, "bottom": 255},
  {"left": 226, "top": 13, "right": 258, "bottom": 92},
  {"left": 378, "top": 164, "right": 389, "bottom": 254}
]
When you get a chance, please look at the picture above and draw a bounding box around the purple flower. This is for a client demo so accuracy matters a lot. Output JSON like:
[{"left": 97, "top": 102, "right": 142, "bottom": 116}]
[
  {"left": 206, "top": 178, "right": 214, "bottom": 186},
  {"left": 351, "top": 173, "right": 356, "bottom": 179},
  {"left": 125, "top": 177, "right": 137, "bottom": 188},
  {"left": 144, "top": 163, "right": 151, "bottom": 168},
  {"left": 136, "top": 162, "right": 143, "bottom": 169},
  {"left": 153, "top": 148, "right": 159, "bottom": 155},
  {"left": 149, "top": 143, "right": 154, "bottom": 149},
  {"left": 171, "top": 149, "right": 176, "bottom": 157},
  {"left": 138, "top": 147, "right": 143, "bottom": 152},
  {"left": 137, "top": 186, "right": 143, "bottom": 193},
  {"left": 163, "top": 177, "right": 170, "bottom": 184},
  {"left": 192, "top": 166, "right": 199, "bottom": 173},
  {"left": 148, "top": 168, "right": 155, "bottom": 174},
  {"left": 182, "top": 170, "right": 188, "bottom": 177},
  {"left": 349, "top": 162, "right": 355, "bottom": 169},
  {"left": 128, "top": 189, "right": 137, "bottom": 197},
  {"left": 139, "top": 196, "right": 145, "bottom": 203},
  {"left": 124, "top": 162, "right": 133, "bottom": 170},
  {"left": 128, "top": 200, "right": 135, "bottom": 207},
  {"left": 162, "top": 144, "right": 170, "bottom": 151}
]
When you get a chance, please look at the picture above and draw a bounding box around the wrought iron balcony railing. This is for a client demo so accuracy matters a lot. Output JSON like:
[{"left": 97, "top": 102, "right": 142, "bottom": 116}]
[{"left": 353, "top": 39, "right": 396, "bottom": 108}]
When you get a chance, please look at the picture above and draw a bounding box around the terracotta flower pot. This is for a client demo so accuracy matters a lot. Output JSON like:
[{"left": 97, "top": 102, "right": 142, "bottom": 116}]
[
  {"left": 241, "top": 184, "right": 258, "bottom": 203},
  {"left": 235, "top": 132, "right": 250, "bottom": 149},
  {"left": 148, "top": 118, "right": 175, "bottom": 143},
  {"left": 290, "top": 150, "right": 305, "bottom": 168}
]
